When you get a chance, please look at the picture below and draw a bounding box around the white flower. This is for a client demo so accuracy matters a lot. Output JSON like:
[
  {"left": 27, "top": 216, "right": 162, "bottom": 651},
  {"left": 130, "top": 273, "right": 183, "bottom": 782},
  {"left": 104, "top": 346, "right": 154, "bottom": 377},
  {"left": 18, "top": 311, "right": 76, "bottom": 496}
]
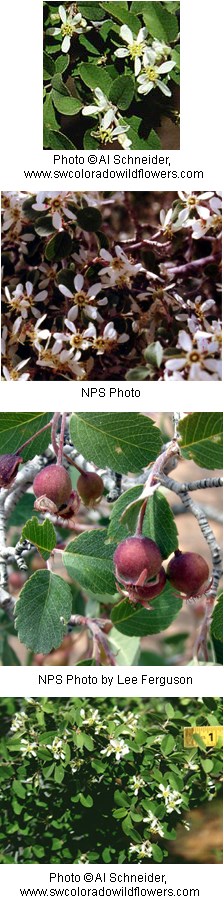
[
  {"left": 27, "top": 315, "right": 51, "bottom": 352},
  {"left": 5, "top": 281, "right": 47, "bottom": 319},
  {"left": 2, "top": 360, "right": 30, "bottom": 381},
  {"left": 177, "top": 192, "right": 214, "bottom": 224},
  {"left": 37, "top": 344, "right": 85, "bottom": 379},
  {"left": 58, "top": 273, "right": 108, "bottom": 321},
  {"left": 143, "top": 810, "right": 164, "bottom": 836},
  {"left": 20, "top": 739, "right": 38, "bottom": 758},
  {"left": 92, "top": 118, "right": 132, "bottom": 150},
  {"left": 152, "top": 39, "right": 172, "bottom": 62},
  {"left": 83, "top": 321, "right": 129, "bottom": 354},
  {"left": 1, "top": 325, "right": 8, "bottom": 356},
  {"left": 164, "top": 328, "right": 222, "bottom": 381},
  {"left": 47, "top": 6, "right": 88, "bottom": 53},
  {"left": 137, "top": 48, "right": 175, "bottom": 95},
  {"left": 32, "top": 192, "right": 76, "bottom": 230},
  {"left": 53, "top": 322, "right": 92, "bottom": 352},
  {"left": 129, "top": 774, "right": 146, "bottom": 796},
  {"left": 11, "top": 712, "right": 27, "bottom": 732},
  {"left": 82, "top": 88, "right": 131, "bottom": 149},
  {"left": 129, "top": 840, "right": 153, "bottom": 859},
  {"left": 100, "top": 737, "right": 130, "bottom": 761},
  {"left": 160, "top": 207, "right": 182, "bottom": 235},
  {"left": 46, "top": 737, "right": 65, "bottom": 760},
  {"left": 99, "top": 245, "right": 142, "bottom": 286},
  {"left": 82, "top": 87, "right": 113, "bottom": 119},
  {"left": 157, "top": 784, "right": 183, "bottom": 814},
  {"left": 114, "top": 24, "right": 148, "bottom": 76}
]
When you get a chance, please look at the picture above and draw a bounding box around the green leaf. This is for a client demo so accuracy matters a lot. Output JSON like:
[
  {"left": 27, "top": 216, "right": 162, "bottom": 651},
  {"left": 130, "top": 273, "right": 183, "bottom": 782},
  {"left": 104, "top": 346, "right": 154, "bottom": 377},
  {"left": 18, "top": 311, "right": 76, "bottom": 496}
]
[
  {"left": 0, "top": 413, "right": 52, "bottom": 462},
  {"left": 211, "top": 593, "right": 223, "bottom": 643},
  {"left": 55, "top": 54, "right": 70, "bottom": 74},
  {"left": 108, "top": 484, "right": 144, "bottom": 542},
  {"left": 143, "top": 3, "right": 179, "bottom": 41},
  {"left": 111, "top": 583, "right": 182, "bottom": 637},
  {"left": 54, "top": 764, "right": 65, "bottom": 784},
  {"left": 109, "top": 627, "right": 140, "bottom": 665},
  {"left": 51, "top": 73, "right": 70, "bottom": 94},
  {"left": 21, "top": 518, "right": 57, "bottom": 562},
  {"left": 79, "top": 793, "right": 93, "bottom": 808},
  {"left": 79, "top": 3, "right": 106, "bottom": 19},
  {"left": 63, "top": 530, "right": 116, "bottom": 599},
  {"left": 45, "top": 129, "right": 76, "bottom": 150},
  {"left": 69, "top": 413, "right": 162, "bottom": 473},
  {"left": 52, "top": 91, "right": 82, "bottom": 116},
  {"left": 125, "top": 367, "right": 149, "bottom": 380},
  {"left": 1, "top": 640, "right": 21, "bottom": 666},
  {"left": 45, "top": 231, "right": 73, "bottom": 261},
  {"left": 143, "top": 491, "right": 178, "bottom": 560},
  {"left": 43, "top": 51, "right": 55, "bottom": 80},
  {"left": 151, "top": 843, "right": 164, "bottom": 862},
  {"left": 12, "top": 780, "right": 26, "bottom": 800},
  {"left": 165, "top": 703, "right": 175, "bottom": 719},
  {"left": 179, "top": 413, "right": 223, "bottom": 469},
  {"left": 122, "top": 116, "right": 161, "bottom": 150},
  {"left": 160, "top": 734, "right": 175, "bottom": 756},
  {"left": 83, "top": 129, "right": 99, "bottom": 150},
  {"left": 8, "top": 493, "right": 35, "bottom": 528},
  {"left": 113, "top": 808, "right": 128, "bottom": 818},
  {"left": 15, "top": 571, "right": 72, "bottom": 654},
  {"left": 100, "top": 2, "right": 140, "bottom": 32},
  {"left": 76, "top": 207, "right": 102, "bottom": 232},
  {"left": 201, "top": 758, "right": 214, "bottom": 773},
  {"left": 35, "top": 215, "right": 55, "bottom": 237},
  {"left": 78, "top": 62, "right": 112, "bottom": 94},
  {"left": 109, "top": 75, "right": 135, "bottom": 110},
  {"left": 144, "top": 341, "right": 163, "bottom": 368}
]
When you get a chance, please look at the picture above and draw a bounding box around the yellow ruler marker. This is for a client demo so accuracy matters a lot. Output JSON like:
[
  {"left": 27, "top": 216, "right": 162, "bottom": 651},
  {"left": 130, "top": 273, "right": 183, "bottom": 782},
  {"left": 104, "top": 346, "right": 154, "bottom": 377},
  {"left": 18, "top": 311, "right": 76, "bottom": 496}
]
[{"left": 184, "top": 726, "right": 223, "bottom": 747}]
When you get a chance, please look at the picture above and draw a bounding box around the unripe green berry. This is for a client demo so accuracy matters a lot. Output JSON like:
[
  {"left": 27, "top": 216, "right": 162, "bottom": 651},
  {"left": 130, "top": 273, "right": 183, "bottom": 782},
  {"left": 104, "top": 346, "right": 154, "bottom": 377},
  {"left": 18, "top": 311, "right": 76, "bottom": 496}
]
[{"left": 77, "top": 472, "right": 104, "bottom": 506}]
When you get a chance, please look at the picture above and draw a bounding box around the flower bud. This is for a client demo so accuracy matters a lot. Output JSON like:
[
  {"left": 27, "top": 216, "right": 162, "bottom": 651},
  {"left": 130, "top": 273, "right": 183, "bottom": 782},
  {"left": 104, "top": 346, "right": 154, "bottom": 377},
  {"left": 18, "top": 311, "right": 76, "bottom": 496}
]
[{"left": 0, "top": 453, "right": 22, "bottom": 489}]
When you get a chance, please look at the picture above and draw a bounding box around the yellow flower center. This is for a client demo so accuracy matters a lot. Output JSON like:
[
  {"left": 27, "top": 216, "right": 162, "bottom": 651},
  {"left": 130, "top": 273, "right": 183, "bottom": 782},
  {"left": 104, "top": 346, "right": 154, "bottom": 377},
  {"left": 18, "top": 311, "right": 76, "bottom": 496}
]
[
  {"left": 146, "top": 67, "right": 157, "bottom": 82},
  {"left": 73, "top": 291, "right": 88, "bottom": 306},
  {"left": 187, "top": 351, "right": 203, "bottom": 364},
  {"left": 61, "top": 23, "right": 74, "bottom": 36},
  {"left": 187, "top": 195, "right": 197, "bottom": 207},
  {"left": 129, "top": 41, "right": 144, "bottom": 58},
  {"left": 211, "top": 214, "right": 222, "bottom": 231},
  {"left": 93, "top": 338, "right": 116, "bottom": 352},
  {"left": 69, "top": 332, "right": 85, "bottom": 349}
]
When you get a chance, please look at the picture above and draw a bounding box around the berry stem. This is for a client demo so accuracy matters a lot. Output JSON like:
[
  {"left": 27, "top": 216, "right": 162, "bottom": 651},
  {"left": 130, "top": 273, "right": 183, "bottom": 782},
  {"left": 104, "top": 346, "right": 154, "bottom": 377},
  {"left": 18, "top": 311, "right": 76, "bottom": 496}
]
[
  {"left": 57, "top": 413, "right": 67, "bottom": 467},
  {"left": 51, "top": 412, "right": 61, "bottom": 459},
  {"left": 16, "top": 419, "right": 53, "bottom": 455},
  {"left": 136, "top": 498, "right": 147, "bottom": 535}
]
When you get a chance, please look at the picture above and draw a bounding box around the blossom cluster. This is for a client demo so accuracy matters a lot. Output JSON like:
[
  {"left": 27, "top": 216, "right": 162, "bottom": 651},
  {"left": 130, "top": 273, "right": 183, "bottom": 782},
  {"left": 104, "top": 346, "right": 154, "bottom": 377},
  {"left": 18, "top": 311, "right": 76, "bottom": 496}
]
[
  {"left": 1, "top": 191, "right": 221, "bottom": 381},
  {"left": 43, "top": 2, "right": 180, "bottom": 151},
  {"left": 0, "top": 696, "right": 221, "bottom": 865}
]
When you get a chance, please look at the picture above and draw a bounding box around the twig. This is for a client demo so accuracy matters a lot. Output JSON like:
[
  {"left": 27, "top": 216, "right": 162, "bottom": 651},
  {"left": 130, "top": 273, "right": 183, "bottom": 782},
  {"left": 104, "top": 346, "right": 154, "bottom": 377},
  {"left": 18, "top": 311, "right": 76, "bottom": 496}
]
[
  {"left": 157, "top": 470, "right": 222, "bottom": 661},
  {"left": 57, "top": 413, "right": 67, "bottom": 467},
  {"left": 163, "top": 254, "right": 217, "bottom": 278}
]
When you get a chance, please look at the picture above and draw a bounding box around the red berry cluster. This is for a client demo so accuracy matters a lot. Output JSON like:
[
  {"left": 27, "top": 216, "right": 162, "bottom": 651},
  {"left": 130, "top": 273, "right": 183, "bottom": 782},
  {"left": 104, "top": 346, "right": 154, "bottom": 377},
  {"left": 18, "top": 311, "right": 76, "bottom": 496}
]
[{"left": 113, "top": 535, "right": 210, "bottom": 609}]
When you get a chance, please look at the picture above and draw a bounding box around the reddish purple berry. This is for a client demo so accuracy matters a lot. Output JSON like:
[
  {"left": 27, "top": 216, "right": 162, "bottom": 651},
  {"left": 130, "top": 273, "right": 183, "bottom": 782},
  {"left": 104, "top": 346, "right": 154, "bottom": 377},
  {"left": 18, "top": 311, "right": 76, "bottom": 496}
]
[
  {"left": 33, "top": 465, "right": 72, "bottom": 508},
  {"left": 114, "top": 535, "right": 162, "bottom": 585},
  {"left": 167, "top": 549, "right": 210, "bottom": 596}
]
